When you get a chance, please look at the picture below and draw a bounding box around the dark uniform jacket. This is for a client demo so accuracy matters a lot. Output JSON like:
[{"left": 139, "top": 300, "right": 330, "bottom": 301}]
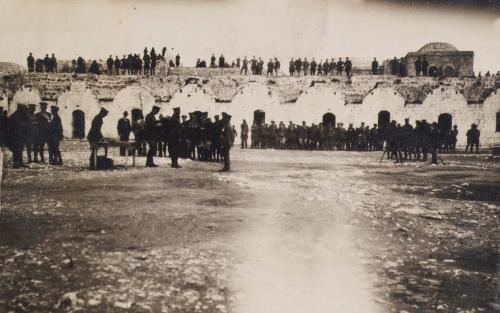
[
  {"left": 87, "top": 115, "right": 104, "bottom": 144},
  {"left": 117, "top": 118, "right": 132, "bottom": 137},
  {"left": 48, "top": 113, "right": 63, "bottom": 140}
]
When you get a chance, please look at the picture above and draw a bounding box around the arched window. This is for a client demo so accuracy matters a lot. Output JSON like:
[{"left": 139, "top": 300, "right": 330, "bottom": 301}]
[
  {"left": 72, "top": 110, "right": 85, "bottom": 138},
  {"left": 438, "top": 113, "right": 452, "bottom": 133},
  {"left": 322, "top": 113, "right": 336, "bottom": 127},
  {"left": 378, "top": 110, "right": 390, "bottom": 128}
]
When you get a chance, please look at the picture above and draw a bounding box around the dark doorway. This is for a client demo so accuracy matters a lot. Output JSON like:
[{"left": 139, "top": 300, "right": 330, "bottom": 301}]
[
  {"left": 438, "top": 113, "right": 452, "bottom": 133},
  {"left": 131, "top": 108, "right": 143, "bottom": 120},
  {"left": 378, "top": 110, "right": 390, "bottom": 128},
  {"left": 254, "top": 110, "right": 265, "bottom": 125},
  {"left": 428, "top": 66, "right": 439, "bottom": 78},
  {"left": 322, "top": 113, "right": 336, "bottom": 127},
  {"left": 444, "top": 66, "right": 455, "bottom": 77},
  {"left": 72, "top": 110, "right": 85, "bottom": 138},
  {"left": 496, "top": 112, "right": 500, "bottom": 132}
]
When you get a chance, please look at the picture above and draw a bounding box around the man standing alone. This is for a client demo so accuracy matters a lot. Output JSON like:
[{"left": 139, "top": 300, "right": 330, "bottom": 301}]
[
  {"left": 241, "top": 119, "right": 249, "bottom": 149},
  {"left": 117, "top": 111, "right": 132, "bottom": 156}
]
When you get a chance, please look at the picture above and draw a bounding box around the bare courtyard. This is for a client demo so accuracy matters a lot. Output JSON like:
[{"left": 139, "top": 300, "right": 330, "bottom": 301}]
[{"left": 0, "top": 142, "right": 498, "bottom": 313}]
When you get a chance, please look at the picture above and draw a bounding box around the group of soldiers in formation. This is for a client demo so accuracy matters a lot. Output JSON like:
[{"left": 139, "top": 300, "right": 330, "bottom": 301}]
[
  {"left": 241, "top": 119, "right": 481, "bottom": 164},
  {"left": 288, "top": 57, "right": 354, "bottom": 77},
  {"left": 0, "top": 102, "right": 63, "bottom": 168},
  {"left": 26, "top": 53, "right": 58, "bottom": 73},
  {"left": 27, "top": 47, "right": 181, "bottom": 76},
  {"left": 111, "top": 108, "right": 235, "bottom": 171}
]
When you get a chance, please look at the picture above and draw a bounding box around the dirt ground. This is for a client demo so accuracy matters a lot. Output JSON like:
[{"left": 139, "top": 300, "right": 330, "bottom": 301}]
[{"left": 0, "top": 140, "right": 498, "bottom": 313}]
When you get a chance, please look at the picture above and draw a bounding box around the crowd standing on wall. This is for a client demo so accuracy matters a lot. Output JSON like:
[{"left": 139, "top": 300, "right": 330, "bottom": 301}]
[{"left": 27, "top": 47, "right": 179, "bottom": 76}]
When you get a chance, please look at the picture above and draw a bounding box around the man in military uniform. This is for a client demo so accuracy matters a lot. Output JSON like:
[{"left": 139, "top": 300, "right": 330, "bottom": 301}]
[
  {"left": 220, "top": 113, "right": 233, "bottom": 172},
  {"left": 240, "top": 119, "right": 249, "bottom": 149},
  {"left": 25, "top": 104, "right": 37, "bottom": 163},
  {"left": 336, "top": 58, "right": 344, "bottom": 76},
  {"left": 267, "top": 59, "right": 275, "bottom": 77},
  {"left": 241, "top": 57, "right": 248, "bottom": 75},
  {"left": 310, "top": 58, "right": 317, "bottom": 76},
  {"left": 50, "top": 54, "right": 57, "bottom": 73},
  {"left": 27, "top": 53, "right": 35, "bottom": 73},
  {"left": 34, "top": 102, "right": 52, "bottom": 163},
  {"left": 303, "top": 58, "right": 309, "bottom": 76},
  {"left": 371, "top": 58, "right": 378, "bottom": 75},
  {"left": 114, "top": 56, "right": 121, "bottom": 75},
  {"left": 415, "top": 57, "right": 422, "bottom": 76},
  {"left": 106, "top": 55, "right": 114, "bottom": 75},
  {"left": 44, "top": 54, "right": 51, "bottom": 72},
  {"left": 274, "top": 58, "right": 280, "bottom": 76},
  {"left": 175, "top": 54, "right": 181, "bottom": 67},
  {"left": 466, "top": 124, "right": 480, "bottom": 154},
  {"left": 345, "top": 57, "right": 353, "bottom": 79},
  {"left": 289, "top": 58, "right": 295, "bottom": 76},
  {"left": 117, "top": 111, "right": 132, "bottom": 156},
  {"left": 168, "top": 107, "right": 182, "bottom": 168},
  {"left": 143, "top": 52, "right": 151, "bottom": 76},
  {"left": 8, "top": 104, "right": 29, "bottom": 168},
  {"left": 47, "top": 105, "right": 63, "bottom": 165},
  {"left": 422, "top": 57, "right": 429, "bottom": 76},
  {"left": 87, "top": 108, "right": 108, "bottom": 169},
  {"left": 144, "top": 106, "right": 161, "bottom": 167}
]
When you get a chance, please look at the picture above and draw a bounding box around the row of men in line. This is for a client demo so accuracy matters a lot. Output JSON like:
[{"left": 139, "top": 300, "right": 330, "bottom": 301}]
[
  {"left": 27, "top": 53, "right": 58, "bottom": 73},
  {"left": 241, "top": 120, "right": 481, "bottom": 158},
  {"left": 113, "top": 108, "right": 235, "bottom": 171},
  {"left": 0, "top": 102, "right": 63, "bottom": 168},
  {"left": 27, "top": 47, "right": 177, "bottom": 75},
  {"left": 289, "top": 57, "right": 354, "bottom": 77}
]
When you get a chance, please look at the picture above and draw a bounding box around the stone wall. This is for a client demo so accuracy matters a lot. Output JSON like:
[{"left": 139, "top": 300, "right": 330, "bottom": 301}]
[
  {"left": 8, "top": 72, "right": 500, "bottom": 147},
  {"left": 405, "top": 52, "right": 474, "bottom": 77}
]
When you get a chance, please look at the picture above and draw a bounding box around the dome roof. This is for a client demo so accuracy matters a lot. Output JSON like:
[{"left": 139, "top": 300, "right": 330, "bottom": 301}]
[{"left": 417, "top": 42, "right": 458, "bottom": 53}]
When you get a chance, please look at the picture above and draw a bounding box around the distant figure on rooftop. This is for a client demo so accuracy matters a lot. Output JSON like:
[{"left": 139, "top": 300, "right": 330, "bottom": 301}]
[{"left": 371, "top": 57, "right": 378, "bottom": 75}]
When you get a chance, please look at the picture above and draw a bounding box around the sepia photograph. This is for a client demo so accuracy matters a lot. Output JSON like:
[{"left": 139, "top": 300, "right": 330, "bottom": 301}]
[{"left": 0, "top": 0, "right": 499, "bottom": 312}]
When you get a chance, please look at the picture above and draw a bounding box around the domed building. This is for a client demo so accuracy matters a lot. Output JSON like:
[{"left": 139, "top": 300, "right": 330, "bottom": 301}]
[{"left": 405, "top": 42, "right": 474, "bottom": 77}]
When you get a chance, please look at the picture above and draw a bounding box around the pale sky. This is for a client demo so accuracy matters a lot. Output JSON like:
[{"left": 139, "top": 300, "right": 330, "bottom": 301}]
[{"left": 1, "top": 0, "right": 499, "bottom": 73}]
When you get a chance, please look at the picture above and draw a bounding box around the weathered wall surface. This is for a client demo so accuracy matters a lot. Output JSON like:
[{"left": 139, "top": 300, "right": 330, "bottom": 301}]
[{"left": 9, "top": 72, "right": 500, "bottom": 146}]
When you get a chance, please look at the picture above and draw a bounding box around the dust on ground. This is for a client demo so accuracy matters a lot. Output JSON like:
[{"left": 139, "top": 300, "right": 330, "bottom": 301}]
[{"left": 0, "top": 141, "right": 498, "bottom": 313}]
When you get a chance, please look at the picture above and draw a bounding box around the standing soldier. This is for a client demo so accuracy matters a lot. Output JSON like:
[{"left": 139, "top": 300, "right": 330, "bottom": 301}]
[
  {"left": 121, "top": 55, "right": 128, "bottom": 75},
  {"left": 266, "top": 59, "right": 275, "bottom": 77},
  {"left": 241, "top": 57, "right": 248, "bottom": 75},
  {"left": 47, "top": 105, "right": 63, "bottom": 165},
  {"left": 336, "top": 58, "right": 344, "bottom": 76},
  {"left": 8, "top": 104, "right": 29, "bottom": 168},
  {"left": 114, "top": 56, "right": 121, "bottom": 75},
  {"left": 143, "top": 52, "right": 151, "bottom": 76},
  {"left": 220, "top": 113, "right": 233, "bottom": 172},
  {"left": 144, "top": 106, "right": 161, "bottom": 167},
  {"left": 289, "top": 58, "right": 295, "bottom": 76},
  {"left": 345, "top": 57, "right": 353, "bottom": 79},
  {"left": 162, "top": 46, "right": 167, "bottom": 58},
  {"left": 175, "top": 54, "right": 181, "bottom": 67},
  {"left": 25, "top": 104, "right": 37, "bottom": 163},
  {"left": 422, "top": 57, "right": 429, "bottom": 76},
  {"left": 106, "top": 55, "right": 114, "bottom": 75},
  {"left": 371, "top": 57, "right": 378, "bottom": 75},
  {"left": 210, "top": 54, "right": 216, "bottom": 68},
  {"left": 117, "top": 111, "right": 132, "bottom": 156},
  {"left": 87, "top": 108, "right": 108, "bottom": 169},
  {"left": 241, "top": 119, "right": 249, "bottom": 149},
  {"left": 151, "top": 50, "right": 157, "bottom": 75},
  {"left": 303, "top": 58, "right": 309, "bottom": 76},
  {"left": 310, "top": 58, "right": 317, "bottom": 76},
  {"left": 44, "top": 54, "right": 51, "bottom": 72},
  {"left": 317, "top": 60, "right": 323, "bottom": 76},
  {"left": 50, "top": 54, "right": 57, "bottom": 73},
  {"left": 450, "top": 125, "right": 458, "bottom": 152},
  {"left": 295, "top": 58, "right": 302, "bottom": 76},
  {"left": 27, "top": 53, "right": 35, "bottom": 73},
  {"left": 415, "top": 57, "right": 422, "bottom": 76},
  {"left": 34, "top": 102, "right": 51, "bottom": 163},
  {"left": 274, "top": 58, "right": 280, "bottom": 76},
  {"left": 168, "top": 107, "right": 182, "bottom": 168},
  {"left": 466, "top": 124, "right": 480, "bottom": 154}
]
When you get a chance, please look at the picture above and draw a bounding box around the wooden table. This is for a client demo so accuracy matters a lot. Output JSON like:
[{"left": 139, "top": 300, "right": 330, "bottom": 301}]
[{"left": 90, "top": 141, "right": 137, "bottom": 168}]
